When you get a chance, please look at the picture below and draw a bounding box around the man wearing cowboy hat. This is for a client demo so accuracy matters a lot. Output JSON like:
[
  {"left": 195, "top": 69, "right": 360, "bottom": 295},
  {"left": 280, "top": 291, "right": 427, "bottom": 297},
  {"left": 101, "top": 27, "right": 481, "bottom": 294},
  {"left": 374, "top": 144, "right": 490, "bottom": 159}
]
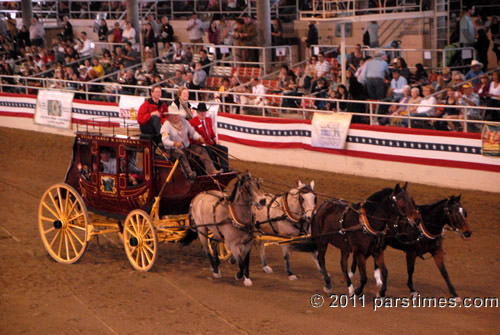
[
  {"left": 190, "top": 103, "right": 229, "bottom": 172},
  {"left": 161, "top": 103, "right": 221, "bottom": 180},
  {"left": 465, "top": 60, "right": 484, "bottom": 86}
]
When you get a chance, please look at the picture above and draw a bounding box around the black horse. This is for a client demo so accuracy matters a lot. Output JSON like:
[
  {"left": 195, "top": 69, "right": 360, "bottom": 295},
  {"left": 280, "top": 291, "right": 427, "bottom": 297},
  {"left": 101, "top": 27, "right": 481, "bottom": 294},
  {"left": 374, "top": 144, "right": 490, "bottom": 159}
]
[
  {"left": 350, "top": 195, "right": 472, "bottom": 298},
  {"left": 306, "top": 183, "right": 421, "bottom": 297}
]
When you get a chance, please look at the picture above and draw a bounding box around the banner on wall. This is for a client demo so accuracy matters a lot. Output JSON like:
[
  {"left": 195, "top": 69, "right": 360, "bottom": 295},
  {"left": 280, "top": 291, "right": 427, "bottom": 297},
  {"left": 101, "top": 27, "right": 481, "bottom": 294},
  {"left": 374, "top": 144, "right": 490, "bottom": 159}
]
[
  {"left": 481, "top": 124, "right": 500, "bottom": 157},
  {"left": 311, "top": 112, "right": 352, "bottom": 149},
  {"left": 34, "top": 90, "right": 74, "bottom": 129},
  {"left": 119, "top": 95, "right": 145, "bottom": 120}
]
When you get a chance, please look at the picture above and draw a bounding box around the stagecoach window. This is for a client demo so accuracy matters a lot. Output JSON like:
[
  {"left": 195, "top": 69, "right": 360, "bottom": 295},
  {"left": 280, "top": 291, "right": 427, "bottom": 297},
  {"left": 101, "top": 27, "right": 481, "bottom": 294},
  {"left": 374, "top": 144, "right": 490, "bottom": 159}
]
[
  {"left": 99, "top": 146, "right": 117, "bottom": 174},
  {"left": 124, "top": 146, "right": 144, "bottom": 188},
  {"left": 78, "top": 143, "right": 92, "bottom": 181}
]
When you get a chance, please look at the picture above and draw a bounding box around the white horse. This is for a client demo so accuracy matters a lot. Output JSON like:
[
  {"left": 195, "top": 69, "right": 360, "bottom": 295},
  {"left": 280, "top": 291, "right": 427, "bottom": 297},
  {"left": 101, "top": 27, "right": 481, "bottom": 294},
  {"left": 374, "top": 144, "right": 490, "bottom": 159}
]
[
  {"left": 253, "top": 180, "right": 316, "bottom": 280},
  {"left": 188, "top": 173, "right": 266, "bottom": 286}
]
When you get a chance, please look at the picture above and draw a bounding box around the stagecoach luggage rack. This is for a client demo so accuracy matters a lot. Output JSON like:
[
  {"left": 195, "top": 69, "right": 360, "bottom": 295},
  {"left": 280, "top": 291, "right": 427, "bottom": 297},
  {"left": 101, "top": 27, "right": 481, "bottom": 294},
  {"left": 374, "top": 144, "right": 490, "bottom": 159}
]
[{"left": 75, "top": 116, "right": 141, "bottom": 138}]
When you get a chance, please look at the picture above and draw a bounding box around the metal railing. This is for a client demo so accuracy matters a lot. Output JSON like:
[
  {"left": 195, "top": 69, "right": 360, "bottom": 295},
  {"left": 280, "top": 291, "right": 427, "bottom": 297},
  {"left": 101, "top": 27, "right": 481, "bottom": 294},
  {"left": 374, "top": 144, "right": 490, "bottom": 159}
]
[{"left": 2, "top": 74, "right": 498, "bottom": 133}]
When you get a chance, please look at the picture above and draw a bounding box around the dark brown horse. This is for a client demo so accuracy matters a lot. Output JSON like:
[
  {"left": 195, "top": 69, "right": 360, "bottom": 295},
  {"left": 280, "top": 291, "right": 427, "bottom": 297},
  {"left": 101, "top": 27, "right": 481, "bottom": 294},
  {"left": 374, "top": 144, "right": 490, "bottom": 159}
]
[
  {"left": 350, "top": 195, "right": 472, "bottom": 298},
  {"left": 308, "top": 183, "right": 421, "bottom": 297}
]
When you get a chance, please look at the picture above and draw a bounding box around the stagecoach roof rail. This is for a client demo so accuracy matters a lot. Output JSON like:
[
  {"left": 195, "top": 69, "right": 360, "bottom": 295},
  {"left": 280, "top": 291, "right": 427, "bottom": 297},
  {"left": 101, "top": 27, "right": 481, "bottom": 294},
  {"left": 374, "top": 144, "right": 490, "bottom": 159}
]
[{"left": 75, "top": 116, "right": 141, "bottom": 139}]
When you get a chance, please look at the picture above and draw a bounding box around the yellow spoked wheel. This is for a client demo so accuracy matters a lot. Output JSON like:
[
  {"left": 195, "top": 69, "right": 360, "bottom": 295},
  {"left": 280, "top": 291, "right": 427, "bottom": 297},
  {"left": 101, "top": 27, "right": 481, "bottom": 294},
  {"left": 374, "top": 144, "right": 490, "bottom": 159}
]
[
  {"left": 208, "top": 233, "right": 232, "bottom": 262},
  {"left": 123, "top": 209, "right": 158, "bottom": 272},
  {"left": 38, "top": 183, "right": 89, "bottom": 264}
]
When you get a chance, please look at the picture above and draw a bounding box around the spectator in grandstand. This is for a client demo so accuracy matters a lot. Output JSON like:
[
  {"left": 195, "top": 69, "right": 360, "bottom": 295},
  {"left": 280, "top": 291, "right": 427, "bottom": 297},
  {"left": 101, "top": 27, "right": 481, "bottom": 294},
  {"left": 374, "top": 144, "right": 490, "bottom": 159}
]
[
  {"left": 449, "top": 71, "right": 465, "bottom": 89},
  {"left": 137, "top": 85, "right": 169, "bottom": 142},
  {"left": 119, "top": 69, "right": 137, "bottom": 95},
  {"left": 485, "top": 70, "right": 500, "bottom": 121},
  {"left": 457, "top": 82, "right": 481, "bottom": 129},
  {"left": 388, "top": 69, "right": 408, "bottom": 101},
  {"left": 294, "top": 65, "right": 312, "bottom": 94},
  {"left": 174, "top": 86, "right": 194, "bottom": 120},
  {"left": 440, "top": 87, "right": 461, "bottom": 131},
  {"left": 190, "top": 102, "right": 229, "bottom": 172},
  {"left": 241, "top": 15, "right": 258, "bottom": 63},
  {"left": 61, "top": 16, "right": 73, "bottom": 41},
  {"left": 206, "top": 19, "right": 219, "bottom": 46},
  {"left": 364, "top": 21, "right": 379, "bottom": 48},
  {"left": 100, "top": 49, "right": 114, "bottom": 72},
  {"left": 161, "top": 103, "right": 221, "bottom": 180},
  {"left": 143, "top": 22, "right": 156, "bottom": 51},
  {"left": 218, "top": 16, "right": 233, "bottom": 62},
  {"left": 160, "top": 16, "right": 174, "bottom": 47},
  {"left": 147, "top": 14, "right": 160, "bottom": 40},
  {"left": 491, "top": 16, "right": 500, "bottom": 66},
  {"left": 110, "top": 22, "right": 122, "bottom": 43},
  {"left": 271, "top": 17, "right": 285, "bottom": 62},
  {"left": 168, "top": 69, "right": 185, "bottom": 88},
  {"left": 476, "top": 74, "right": 490, "bottom": 104},
  {"left": 97, "top": 18, "right": 108, "bottom": 42},
  {"left": 241, "top": 77, "right": 267, "bottom": 114},
  {"left": 29, "top": 17, "right": 45, "bottom": 47},
  {"left": 413, "top": 63, "right": 429, "bottom": 86},
  {"left": 173, "top": 42, "right": 186, "bottom": 63},
  {"left": 122, "top": 21, "right": 136, "bottom": 44},
  {"left": 348, "top": 44, "right": 364, "bottom": 71},
  {"left": 464, "top": 60, "right": 484, "bottom": 86},
  {"left": 311, "top": 77, "right": 329, "bottom": 110},
  {"left": 311, "top": 52, "right": 330, "bottom": 92},
  {"left": 391, "top": 57, "right": 410, "bottom": 83},
  {"left": 17, "top": 25, "right": 30, "bottom": 49},
  {"left": 330, "top": 84, "right": 348, "bottom": 112},
  {"left": 459, "top": 5, "right": 475, "bottom": 65},
  {"left": 193, "top": 61, "right": 207, "bottom": 88},
  {"left": 218, "top": 77, "right": 234, "bottom": 113},
  {"left": 92, "top": 57, "right": 104, "bottom": 77},
  {"left": 186, "top": 13, "right": 204, "bottom": 53},
  {"left": 199, "top": 49, "right": 211, "bottom": 74},
  {"left": 76, "top": 31, "right": 92, "bottom": 58},
  {"left": 384, "top": 85, "right": 411, "bottom": 126},
  {"left": 359, "top": 49, "right": 388, "bottom": 100},
  {"left": 474, "top": 19, "right": 489, "bottom": 70},
  {"left": 302, "top": 21, "right": 318, "bottom": 59},
  {"left": 122, "top": 41, "right": 139, "bottom": 68},
  {"left": 185, "top": 46, "right": 194, "bottom": 64}
]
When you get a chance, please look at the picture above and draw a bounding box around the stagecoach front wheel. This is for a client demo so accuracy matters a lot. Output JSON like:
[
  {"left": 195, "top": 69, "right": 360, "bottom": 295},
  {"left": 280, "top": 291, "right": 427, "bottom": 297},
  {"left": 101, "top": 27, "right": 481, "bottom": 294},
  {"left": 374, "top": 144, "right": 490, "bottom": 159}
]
[
  {"left": 123, "top": 209, "right": 158, "bottom": 272},
  {"left": 208, "top": 233, "right": 232, "bottom": 262},
  {"left": 38, "top": 183, "right": 89, "bottom": 264}
]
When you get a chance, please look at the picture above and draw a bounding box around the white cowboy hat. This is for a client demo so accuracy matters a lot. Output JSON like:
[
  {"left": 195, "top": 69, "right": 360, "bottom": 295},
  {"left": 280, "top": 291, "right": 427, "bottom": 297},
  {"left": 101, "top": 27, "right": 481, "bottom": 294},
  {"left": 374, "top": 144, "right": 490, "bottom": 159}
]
[
  {"left": 470, "top": 59, "right": 483, "bottom": 69},
  {"left": 167, "top": 103, "right": 183, "bottom": 116}
]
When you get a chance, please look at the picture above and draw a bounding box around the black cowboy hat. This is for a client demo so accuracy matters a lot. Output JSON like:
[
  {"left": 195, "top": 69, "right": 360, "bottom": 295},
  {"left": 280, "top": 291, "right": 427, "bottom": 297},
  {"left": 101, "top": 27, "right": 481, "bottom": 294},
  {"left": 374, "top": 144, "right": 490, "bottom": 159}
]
[{"left": 196, "top": 102, "right": 208, "bottom": 112}]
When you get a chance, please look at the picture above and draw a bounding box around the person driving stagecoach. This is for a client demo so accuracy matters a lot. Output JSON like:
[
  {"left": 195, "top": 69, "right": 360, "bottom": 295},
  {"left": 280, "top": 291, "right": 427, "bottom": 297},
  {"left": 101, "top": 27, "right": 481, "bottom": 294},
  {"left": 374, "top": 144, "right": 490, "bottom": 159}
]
[{"left": 160, "top": 103, "right": 222, "bottom": 180}]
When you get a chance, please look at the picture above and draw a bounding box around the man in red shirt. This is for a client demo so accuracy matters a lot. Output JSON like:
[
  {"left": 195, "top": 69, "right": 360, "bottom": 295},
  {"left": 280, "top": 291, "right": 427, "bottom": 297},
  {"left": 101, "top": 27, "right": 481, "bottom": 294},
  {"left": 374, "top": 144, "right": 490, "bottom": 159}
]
[
  {"left": 137, "top": 86, "right": 169, "bottom": 143},
  {"left": 189, "top": 103, "right": 229, "bottom": 171}
]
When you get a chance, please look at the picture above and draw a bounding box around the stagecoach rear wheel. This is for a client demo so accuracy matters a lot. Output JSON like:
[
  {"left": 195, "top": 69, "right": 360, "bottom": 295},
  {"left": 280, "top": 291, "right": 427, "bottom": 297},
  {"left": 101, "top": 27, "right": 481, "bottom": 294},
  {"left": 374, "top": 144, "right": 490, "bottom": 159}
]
[
  {"left": 38, "top": 183, "right": 89, "bottom": 264},
  {"left": 123, "top": 209, "right": 158, "bottom": 272},
  {"left": 208, "top": 233, "right": 232, "bottom": 262}
]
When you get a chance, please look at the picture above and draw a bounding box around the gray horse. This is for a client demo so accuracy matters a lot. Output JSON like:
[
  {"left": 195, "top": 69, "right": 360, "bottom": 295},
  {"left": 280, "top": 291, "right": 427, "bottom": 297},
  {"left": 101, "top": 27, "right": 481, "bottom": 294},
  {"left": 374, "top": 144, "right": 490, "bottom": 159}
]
[
  {"left": 254, "top": 180, "right": 316, "bottom": 280},
  {"left": 188, "top": 173, "right": 266, "bottom": 286}
]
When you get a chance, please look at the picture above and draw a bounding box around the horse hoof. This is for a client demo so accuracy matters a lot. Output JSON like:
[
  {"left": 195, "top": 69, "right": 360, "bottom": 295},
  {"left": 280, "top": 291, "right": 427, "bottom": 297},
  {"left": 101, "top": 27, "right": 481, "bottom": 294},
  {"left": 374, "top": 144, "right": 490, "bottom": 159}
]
[
  {"left": 243, "top": 278, "right": 253, "bottom": 287},
  {"left": 213, "top": 271, "right": 222, "bottom": 279},
  {"left": 410, "top": 291, "right": 419, "bottom": 297},
  {"left": 348, "top": 284, "right": 354, "bottom": 297},
  {"left": 229, "top": 256, "right": 236, "bottom": 265},
  {"left": 288, "top": 274, "right": 298, "bottom": 281},
  {"left": 262, "top": 265, "right": 273, "bottom": 274},
  {"left": 374, "top": 269, "right": 383, "bottom": 287},
  {"left": 452, "top": 296, "right": 462, "bottom": 303},
  {"left": 235, "top": 272, "right": 243, "bottom": 281},
  {"left": 323, "top": 286, "right": 332, "bottom": 294},
  {"left": 348, "top": 271, "right": 354, "bottom": 279}
]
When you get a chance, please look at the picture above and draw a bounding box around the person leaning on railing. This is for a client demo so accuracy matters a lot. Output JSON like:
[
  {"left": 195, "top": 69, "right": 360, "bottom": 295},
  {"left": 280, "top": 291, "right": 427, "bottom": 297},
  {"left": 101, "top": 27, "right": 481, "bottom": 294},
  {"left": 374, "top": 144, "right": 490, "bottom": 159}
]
[{"left": 485, "top": 69, "right": 500, "bottom": 122}]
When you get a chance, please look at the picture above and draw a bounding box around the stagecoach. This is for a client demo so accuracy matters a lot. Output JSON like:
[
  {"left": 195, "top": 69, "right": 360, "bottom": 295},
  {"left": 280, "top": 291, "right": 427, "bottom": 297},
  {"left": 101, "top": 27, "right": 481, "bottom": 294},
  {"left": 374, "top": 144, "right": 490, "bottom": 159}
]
[{"left": 38, "top": 122, "right": 238, "bottom": 271}]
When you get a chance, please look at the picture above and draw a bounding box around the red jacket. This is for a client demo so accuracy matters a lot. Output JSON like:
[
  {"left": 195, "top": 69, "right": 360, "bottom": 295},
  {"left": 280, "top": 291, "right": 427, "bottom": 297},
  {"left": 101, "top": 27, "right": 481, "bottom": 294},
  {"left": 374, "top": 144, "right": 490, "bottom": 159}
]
[
  {"left": 189, "top": 116, "right": 216, "bottom": 145},
  {"left": 137, "top": 98, "right": 169, "bottom": 126}
]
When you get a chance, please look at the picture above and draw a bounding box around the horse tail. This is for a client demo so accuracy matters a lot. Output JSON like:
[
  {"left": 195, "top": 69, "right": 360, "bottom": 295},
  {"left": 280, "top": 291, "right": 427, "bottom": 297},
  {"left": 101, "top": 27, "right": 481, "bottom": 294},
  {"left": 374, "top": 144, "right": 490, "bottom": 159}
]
[
  {"left": 290, "top": 238, "right": 317, "bottom": 252},
  {"left": 180, "top": 207, "right": 199, "bottom": 246}
]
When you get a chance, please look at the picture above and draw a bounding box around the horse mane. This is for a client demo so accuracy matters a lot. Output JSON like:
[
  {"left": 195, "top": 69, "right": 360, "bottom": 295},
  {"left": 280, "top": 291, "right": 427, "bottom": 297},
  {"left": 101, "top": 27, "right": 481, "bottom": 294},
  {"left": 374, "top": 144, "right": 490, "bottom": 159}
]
[
  {"left": 363, "top": 188, "right": 393, "bottom": 213},
  {"left": 417, "top": 198, "right": 448, "bottom": 218},
  {"left": 228, "top": 176, "right": 243, "bottom": 202}
]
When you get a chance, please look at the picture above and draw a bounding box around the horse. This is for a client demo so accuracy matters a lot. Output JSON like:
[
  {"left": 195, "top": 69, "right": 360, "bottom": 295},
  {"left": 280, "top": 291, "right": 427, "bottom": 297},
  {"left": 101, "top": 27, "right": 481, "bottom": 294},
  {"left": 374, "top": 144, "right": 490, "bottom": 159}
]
[
  {"left": 306, "top": 183, "right": 421, "bottom": 297},
  {"left": 187, "top": 173, "right": 267, "bottom": 286},
  {"left": 253, "top": 180, "right": 316, "bottom": 280},
  {"left": 349, "top": 195, "right": 472, "bottom": 298}
]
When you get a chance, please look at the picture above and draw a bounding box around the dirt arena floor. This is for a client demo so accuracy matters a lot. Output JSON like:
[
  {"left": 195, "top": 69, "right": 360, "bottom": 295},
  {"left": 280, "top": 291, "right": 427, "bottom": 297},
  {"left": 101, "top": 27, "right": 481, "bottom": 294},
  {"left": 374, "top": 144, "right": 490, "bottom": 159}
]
[{"left": 0, "top": 127, "right": 499, "bottom": 335}]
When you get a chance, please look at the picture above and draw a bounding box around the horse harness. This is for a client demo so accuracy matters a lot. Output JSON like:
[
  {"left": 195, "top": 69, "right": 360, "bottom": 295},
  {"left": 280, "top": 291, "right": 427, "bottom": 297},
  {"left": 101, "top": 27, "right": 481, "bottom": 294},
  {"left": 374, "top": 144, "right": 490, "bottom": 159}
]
[{"left": 256, "top": 186, "right": 314, "bottom": 235}]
